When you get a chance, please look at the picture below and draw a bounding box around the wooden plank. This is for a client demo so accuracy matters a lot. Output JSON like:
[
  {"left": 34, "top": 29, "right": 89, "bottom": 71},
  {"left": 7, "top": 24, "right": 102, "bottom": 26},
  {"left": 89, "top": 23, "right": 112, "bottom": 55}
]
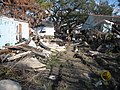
[
  {"left": 0, "top": 49, "right": 11, "bottom": 54},
  {"left": 7, "top": 51, "right": 32, "bottom": 61}
]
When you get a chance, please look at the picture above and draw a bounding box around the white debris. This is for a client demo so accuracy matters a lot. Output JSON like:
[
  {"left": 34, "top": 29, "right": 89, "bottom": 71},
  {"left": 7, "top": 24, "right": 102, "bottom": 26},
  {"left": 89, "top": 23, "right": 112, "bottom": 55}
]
[
  {"left": 84, "top": 41, "right": 89, "bottom": 46},
  {"left": 49, "top": 75, "right": 56, "bottom": 80},
  {"left": 42, "top": 50, "right": 52, "bottom": 57},
  {"left": 95, "top": 80, "right": 102, "bottom": 87},
  {"left": 40, "top": 40, "right": 66, "bottom": 52},
  {"left": 83, "top": 73, "right": 90, "bottom": 80},
  {"left": 28, "top": 40, "right": 36, "bottom": 48},
  {"left": 89, "top": 50, "right": 100, "bottom": 56}
]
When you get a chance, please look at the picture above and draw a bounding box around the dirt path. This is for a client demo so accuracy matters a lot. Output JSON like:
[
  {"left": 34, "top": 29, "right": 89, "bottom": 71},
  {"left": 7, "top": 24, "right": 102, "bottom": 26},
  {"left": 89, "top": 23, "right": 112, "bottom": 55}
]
[
  {"left": 47, "top": 45, "right": 97, "bottom": 90},
  {"left": 45, "top": 44, "right": 120, "bottom": 90}
]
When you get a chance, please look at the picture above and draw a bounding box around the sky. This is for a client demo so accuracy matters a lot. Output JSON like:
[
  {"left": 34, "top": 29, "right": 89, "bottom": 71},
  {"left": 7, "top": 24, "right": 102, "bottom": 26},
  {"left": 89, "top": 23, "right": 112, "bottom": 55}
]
[{"left": 95, "top": 0, "right": 118, "bottom": 6}]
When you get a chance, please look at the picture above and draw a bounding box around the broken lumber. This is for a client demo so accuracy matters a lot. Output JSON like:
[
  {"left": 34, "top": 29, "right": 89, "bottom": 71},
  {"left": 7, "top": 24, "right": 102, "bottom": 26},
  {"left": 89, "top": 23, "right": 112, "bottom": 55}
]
[
  {"left": 0, "top": 54, "right": 10, "bottom": 62},
  {"left": 39, "top": 41, "right": 51, "bottom": 51},
  {"left": 4, "top": 44, "right": 47, "bottom": 58},
  {"left": 7, "top": 51, "right": 32, "bottom": 61},
  {"left": 32, "top": 50, "right": 46, "bottom": 58},
  {"left": 18, "top": 45, "right": 46, "bottom": 58},
  {"left": 89, "top": 50, "right": 100, "bottom": 56},
  {"left": 0, "top": 49, "right": 11, "bottom": 54}
]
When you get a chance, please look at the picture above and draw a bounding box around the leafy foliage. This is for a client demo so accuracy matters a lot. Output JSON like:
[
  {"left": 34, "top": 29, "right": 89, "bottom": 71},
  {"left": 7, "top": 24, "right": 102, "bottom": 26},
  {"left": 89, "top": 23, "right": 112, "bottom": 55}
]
[
  {"left": 94, "top": 0, "right": 113, "bottom": 15},
  {"left": 49, "top": 0, "right": 113, "bottom": 35}
]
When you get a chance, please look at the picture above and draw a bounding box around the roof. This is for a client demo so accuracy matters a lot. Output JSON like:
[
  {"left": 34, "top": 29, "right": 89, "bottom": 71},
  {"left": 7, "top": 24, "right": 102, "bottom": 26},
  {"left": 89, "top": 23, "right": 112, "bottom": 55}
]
[
  {"left": 89, "top": 14, "right": 120, "bottom": 23},
  {"left": 82, "top": 14, "right": 120, "bottom": 30},
  {"left": 90, "top": 14, "right": 120, "bottom": 18},
  {"left": 94, "top": 20, "right": 114, "bottom": 27}
]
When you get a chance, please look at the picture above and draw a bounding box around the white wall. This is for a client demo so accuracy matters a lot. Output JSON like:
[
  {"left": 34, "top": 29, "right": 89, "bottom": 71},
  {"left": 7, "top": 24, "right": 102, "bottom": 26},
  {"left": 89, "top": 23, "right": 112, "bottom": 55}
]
[
  {"left": 39, "top": 27, "right": 55, "bottom": 36},
  {"left": 0, "top": 16, "right": 29, "bottom": 49},
  {"left": 0, "top": 18, "right": 18, "bottom": 48},
  {"left": 19, "top": 22, "right": 29, "bottom": 40}
]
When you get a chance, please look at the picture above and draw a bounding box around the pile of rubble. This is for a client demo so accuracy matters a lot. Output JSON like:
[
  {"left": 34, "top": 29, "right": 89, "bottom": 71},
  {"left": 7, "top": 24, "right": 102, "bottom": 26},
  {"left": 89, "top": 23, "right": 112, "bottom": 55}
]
[
  {"left": 0, "top": 31, "right": 66, "bottom": 90},
  {"left": 70, "top": 28, "right": 120, "bottom": 90},
  {"left": 72, "top": 29, "right": 120, "bottom": 54},
  {"left": 0, "top": 26, "right": 119, "bottom": 89}
]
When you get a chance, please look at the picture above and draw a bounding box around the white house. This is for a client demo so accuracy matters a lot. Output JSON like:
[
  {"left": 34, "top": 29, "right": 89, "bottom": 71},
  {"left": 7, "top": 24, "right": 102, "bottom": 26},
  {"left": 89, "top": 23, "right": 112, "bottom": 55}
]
[
  {"left": 0, "top": 16, "right": 29, "bottom": 49},
  {"left": 94, "top": 19, "right": 114, "bottom": 33},
  {"left": 35, "top": 19, "right": 55, "bottom": 37},
  {"left": 82, "top": 14, "right": 120, "bottom": 32}
]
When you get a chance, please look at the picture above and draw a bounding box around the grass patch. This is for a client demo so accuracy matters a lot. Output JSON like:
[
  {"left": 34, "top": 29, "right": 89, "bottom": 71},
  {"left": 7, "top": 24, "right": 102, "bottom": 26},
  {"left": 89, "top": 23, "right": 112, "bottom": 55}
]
[{"left": 46, "top": 55, "right": 60, "bottom": 69}]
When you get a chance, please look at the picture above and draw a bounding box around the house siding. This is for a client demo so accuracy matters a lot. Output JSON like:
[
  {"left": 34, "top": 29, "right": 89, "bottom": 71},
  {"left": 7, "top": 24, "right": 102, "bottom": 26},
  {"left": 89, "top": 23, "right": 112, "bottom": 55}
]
[
  {"left": 0, "top": 16, "right": 29, "bottom": 49},
  {"left": 38, "top": 26, "right": 55, "bottom": 36}
]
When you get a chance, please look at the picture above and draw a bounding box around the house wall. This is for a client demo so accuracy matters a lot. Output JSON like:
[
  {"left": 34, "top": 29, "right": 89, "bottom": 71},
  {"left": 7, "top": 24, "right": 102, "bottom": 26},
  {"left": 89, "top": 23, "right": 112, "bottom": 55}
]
[
  {"left": 39, "top": 27, "right": 55, "bottom": 36},
  {"left": 19, "top": 22, "right": 29, "bottom": 40},
  {"left": 82, "top": 15, "right": 116, "bottom": 31},
  {"left": 0, "top": 16, "right": 29, "bottom": 49},
  {"left": 0, "top": 18, "right": 18, "bottom": 48},
  {"left": 44, "top": 27, "right": 55, "bottom": 36}
]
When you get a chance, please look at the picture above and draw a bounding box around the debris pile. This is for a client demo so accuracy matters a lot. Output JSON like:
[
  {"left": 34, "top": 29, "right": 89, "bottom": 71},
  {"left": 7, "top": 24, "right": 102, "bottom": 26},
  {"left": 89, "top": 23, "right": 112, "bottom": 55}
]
[
  {"left": 0, "top": 15, "right": 120, "bottom": 89},
  {"left": 0, "top": 29, "right": 66, "bottom": 89},
  {"left": 70, "top": 27, "right": 120, "bottom": 90}
]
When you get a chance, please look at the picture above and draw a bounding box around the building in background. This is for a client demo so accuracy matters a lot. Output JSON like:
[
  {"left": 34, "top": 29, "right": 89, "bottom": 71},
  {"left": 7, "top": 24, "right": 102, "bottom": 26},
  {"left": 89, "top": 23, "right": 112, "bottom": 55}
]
[
  {"left": 82, "top": 14, "right": 120, "bottom": 32},
  {"left": 35, "top": 18, "right": 55, "bottom": 37}
]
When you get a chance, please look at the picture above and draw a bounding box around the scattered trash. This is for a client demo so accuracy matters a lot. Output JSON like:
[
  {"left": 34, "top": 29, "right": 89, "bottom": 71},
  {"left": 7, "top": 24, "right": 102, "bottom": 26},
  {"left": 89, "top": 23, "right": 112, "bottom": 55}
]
[
  {"left": 28, "top": 40, "right": 37, "bottom": 48},
  {"left": 0, "top": 17, "right": 119, "bottom": 90},
  {"left": 100, "top": 70, "right": 112, "bottom": 81},
  {"left": 95, "top": 80, "right": 102, "bottom": 87},
  {"left": 89, "top": 50, "right": 100, "bottom": 56},
  {"left": 49, "top": 75, "right": 56, "bottom": 80}
]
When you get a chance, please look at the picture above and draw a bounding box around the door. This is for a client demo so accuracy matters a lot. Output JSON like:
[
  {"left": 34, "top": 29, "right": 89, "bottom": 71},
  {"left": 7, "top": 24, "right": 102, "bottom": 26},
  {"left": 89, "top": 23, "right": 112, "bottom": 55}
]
[{"left": 19, "top": 23, "right": 22, "bottom": 41}]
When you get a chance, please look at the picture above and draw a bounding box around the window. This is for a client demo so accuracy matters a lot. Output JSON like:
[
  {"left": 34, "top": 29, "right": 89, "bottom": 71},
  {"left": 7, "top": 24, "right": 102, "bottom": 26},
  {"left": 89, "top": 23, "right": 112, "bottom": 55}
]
[{"left": 40, "top": 31, "right": 46, "bottom": 33}]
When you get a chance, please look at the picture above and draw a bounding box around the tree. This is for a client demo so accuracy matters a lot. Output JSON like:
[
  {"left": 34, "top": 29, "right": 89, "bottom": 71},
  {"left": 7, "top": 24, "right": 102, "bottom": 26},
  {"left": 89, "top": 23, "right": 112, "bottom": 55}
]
[
  {"left": 0, "top": 0, "right": 52, "bottom": 27},
  {"left": 118, "top": 0, "right": 120, "bottom": 6},
  {"left": 94, "top": 0, "right": 113, "bottom": 15},
  {"left": 50, "top": 0, "right": 113, "bottom": 33},
  {"left": 50, "top": 0, "right": 96, "bottom": 35}
]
